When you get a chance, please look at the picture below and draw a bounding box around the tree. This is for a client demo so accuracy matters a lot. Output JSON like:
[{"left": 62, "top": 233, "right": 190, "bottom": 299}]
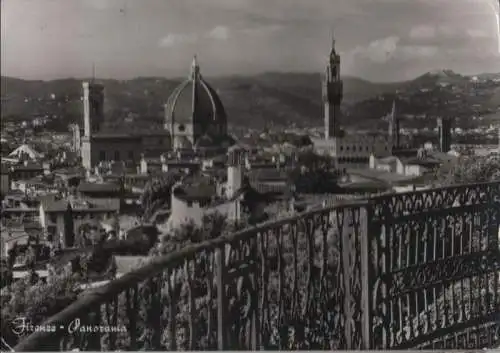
[
  {"left": 288, "top": 150, "right": 341, "bottom": 193},
  {"left": 1, "top": 273, "right": 81, "bottom": 348},
  {"left": 434, "top": 155, "right": 500, "bottom": 185},
  {"left": 139, "top": 172, "right": 183, "bottom": 221}
]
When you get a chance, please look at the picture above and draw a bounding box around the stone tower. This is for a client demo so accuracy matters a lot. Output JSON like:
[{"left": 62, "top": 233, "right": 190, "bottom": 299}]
[
  {"left": 81, "top": 81, "right": 105, "bottom": 170},
  {"left": 82, "top": 82, "right": 105, "bottom": 137},
  {"left": 388, "top": 99, "right": 400, "bottom": 149},
  {"left": 437, "top": 117, "right": 452, "bottom": 153},
  {"left": 323, "top": 32, "right": 343, "bottom": 139}
]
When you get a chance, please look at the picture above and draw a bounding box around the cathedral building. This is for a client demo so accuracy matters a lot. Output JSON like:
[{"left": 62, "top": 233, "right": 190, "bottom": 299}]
[
  {"left": 313, "top": 34, "right": 392, "bottom": 169},
  {"left": 164, "top": 55, "right": 234, "bottom": 153},
  {"left": 78, "top": 56, "right": 232, "bottom": 170}
]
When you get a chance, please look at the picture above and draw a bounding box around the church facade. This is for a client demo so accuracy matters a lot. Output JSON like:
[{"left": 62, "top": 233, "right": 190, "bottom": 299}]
[{"left": 313, "top": 34, "right": 393, "bottom": 169}]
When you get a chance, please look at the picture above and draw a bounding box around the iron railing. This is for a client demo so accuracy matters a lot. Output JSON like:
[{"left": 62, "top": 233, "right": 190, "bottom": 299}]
[{"left": 11, "top": 181, "right": 500, "bottom": 351}]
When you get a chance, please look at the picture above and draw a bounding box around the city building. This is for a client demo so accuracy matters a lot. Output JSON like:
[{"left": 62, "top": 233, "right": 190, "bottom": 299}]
[
  {"left": 312, "top": 33, "right": 392, "bottom": 169},
  {"left": 78, "top": 56, "right": 234, "bottom": 170},
  {"left": 79, "top": 82, "right": 170, "bottom": 170}
]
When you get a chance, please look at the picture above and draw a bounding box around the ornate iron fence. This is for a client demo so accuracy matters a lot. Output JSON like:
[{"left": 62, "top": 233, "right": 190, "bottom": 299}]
[{"left": 11, "top": 181, "right": 500, "bottom": 351}]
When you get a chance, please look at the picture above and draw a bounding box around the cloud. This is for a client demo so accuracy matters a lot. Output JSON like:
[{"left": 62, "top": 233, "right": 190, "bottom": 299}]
[
  {"left": 240, "top": 24, "right": 283, "bottom": 36},
  {"left": 466, "top": 29, "right": 491, "bottom": 37},
  {"left": 409, "top": 25, "right": 436, "bottom": 39},
  {"left": 84, "top": 0, "right": 116, "bottom": 10},
  {"left": 159, "top": 33, "right": 198, "bottom": 47},
  {"left": 348, "top": 36, "right": 400, "bottom": 63},
  {"left": 397, "top": 45, "right": 439, "bottom": 60},
  {"left": 207, "top": 25, "right": 230, "bottom": 40}
]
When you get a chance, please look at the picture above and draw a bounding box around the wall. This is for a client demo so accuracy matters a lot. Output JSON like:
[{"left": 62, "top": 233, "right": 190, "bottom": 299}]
[
  {"left": 90, "top": 138, "right": 142, "bottom": 165},
  {"left": 169, "top": 193, "right": 238, "bottom": 229},
  {"left": 1, "top": 173, "right": 11, "bottom": 195},
  {"left": 403, "top": 164, "right": 424, "bottom": 177}
]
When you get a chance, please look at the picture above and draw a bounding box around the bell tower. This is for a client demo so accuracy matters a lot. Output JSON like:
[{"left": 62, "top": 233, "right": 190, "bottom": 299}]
[
  {"left": 388, "top": 99, "right": 400, "bottom": 149},
  {"left": 323, "top": 31, "right": 343, "bottom": 139}
]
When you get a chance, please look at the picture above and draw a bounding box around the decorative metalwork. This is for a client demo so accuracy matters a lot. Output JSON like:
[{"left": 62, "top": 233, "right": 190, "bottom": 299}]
[
  {"left": 11, "top": 181, "right": 500, "bottom": 351},
  {"left": 369, "top": 181, "right": 500, "bottom": 349}
]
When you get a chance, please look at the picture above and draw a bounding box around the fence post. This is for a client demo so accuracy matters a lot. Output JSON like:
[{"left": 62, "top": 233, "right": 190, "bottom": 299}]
[
  {"left": 360, "top": 205, "right": 372, "bottom": 349},
  {"left": 215, "top": 246, "right": 227, "bottom": 350},
  {"left": 341, "top": 207, "right": 354, "bottom": 349}
]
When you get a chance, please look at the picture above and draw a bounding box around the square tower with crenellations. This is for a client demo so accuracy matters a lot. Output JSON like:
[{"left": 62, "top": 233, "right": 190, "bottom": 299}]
[{"left": 313, "top": 31, "right": 392, "bottom": 169}]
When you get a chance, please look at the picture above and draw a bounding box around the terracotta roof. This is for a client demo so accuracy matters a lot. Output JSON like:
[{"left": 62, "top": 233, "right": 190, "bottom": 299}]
[
  {"left": 173, "top": 176, "right": 217, "bottom": 202},
  {"left": 248, "top": 168, "right": 289, "bottom": 182},
  {"left": 11, "top": 163, "right": 44, "bottom": 172},
  {"left": 42, "top": 198, "right": 120, "bottom": 213},
  {"left": 78, "top": 182, "right": 121, "bottom": 193}
]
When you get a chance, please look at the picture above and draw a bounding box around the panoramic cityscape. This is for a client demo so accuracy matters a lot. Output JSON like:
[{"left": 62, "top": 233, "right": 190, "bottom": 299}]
[{"left": 1, "top": 0, "right": 499, "bottom": 351}]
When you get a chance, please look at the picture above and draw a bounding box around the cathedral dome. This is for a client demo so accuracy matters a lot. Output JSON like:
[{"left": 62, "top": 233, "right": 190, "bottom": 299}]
[
  {"left": 176, "top": 136, "right": 192, "bottom": 150},
  {"left": 194, "top": 134, "right": 214, "bottom": 149},
  {"left": 165, "top": 56, "right": 227, "bottom": 129}
]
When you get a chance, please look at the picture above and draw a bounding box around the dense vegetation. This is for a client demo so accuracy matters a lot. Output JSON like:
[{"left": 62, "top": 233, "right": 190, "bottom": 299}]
[
  {"left": 139, "top": 171, "right": 183, "bottom": 222},
  {"left": 434, "top": 155, "right": 500, "bottom": 185}
]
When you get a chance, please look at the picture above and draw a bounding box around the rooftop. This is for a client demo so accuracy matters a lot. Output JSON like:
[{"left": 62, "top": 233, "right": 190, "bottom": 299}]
[{"left": 77, "top": 182, "right": 122, "bottom": 194}]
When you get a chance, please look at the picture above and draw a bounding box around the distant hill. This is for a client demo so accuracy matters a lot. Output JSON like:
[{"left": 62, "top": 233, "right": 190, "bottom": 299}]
[{"left": 1, "top": 70, "right": 498, "bottom": 130}]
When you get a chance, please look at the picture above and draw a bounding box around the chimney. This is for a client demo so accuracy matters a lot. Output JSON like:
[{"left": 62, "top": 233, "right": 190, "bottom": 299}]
[
  {"left": 160, "top": 154, "right": 168, "bottom": 172},
  {"left": 289, "top": 197, "right": 296, "bottom": 213},
  {"left": 140, "top": 154, "right": 148, "bottom": 175},
  {"left": 43, "top": 162, "right": 51, "bottom": 175},
  {"left": 244, "top": 156, "right": 251, "bottom": 170}
]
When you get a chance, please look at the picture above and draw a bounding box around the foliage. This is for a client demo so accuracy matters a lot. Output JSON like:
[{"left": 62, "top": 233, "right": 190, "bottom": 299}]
[
  {"left": 139, "top": 172, "right": 183, "bottom": 221},
  {"left": 1, "top": 273, "right": 81, "bottom": 348},
  {"left": 268, "top": 132, "right": 312, "bottom": 147},
  {"left": 434, "top": 155, "right": 500, "bottom": 185},
  {"left": 288, "top": 151, "right": 341, "bottom": 193},
  {"left": 295, "top": 149, "right": 335, "bottom": 171},
  {"left": 150, "top": 212, "right": 247, "bottom": 256}
]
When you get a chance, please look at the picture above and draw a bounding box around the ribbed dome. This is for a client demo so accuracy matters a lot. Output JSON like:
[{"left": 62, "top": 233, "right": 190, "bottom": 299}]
[
  {"left": 194, "top": 134, "right": 214, "bottom": 149},
  {"left": 165, "top": 56, "right": 227, "bottom": 128}
]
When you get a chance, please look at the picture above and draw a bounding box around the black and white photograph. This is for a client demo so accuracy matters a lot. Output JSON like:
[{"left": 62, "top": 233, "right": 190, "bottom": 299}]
[{"left": 1, "top": 0, "right": 499, "bottom": 351}]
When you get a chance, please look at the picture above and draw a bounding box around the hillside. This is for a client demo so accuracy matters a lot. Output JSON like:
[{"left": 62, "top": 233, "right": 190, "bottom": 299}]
[{"left": 1, "top": 70, "right": 498, "bottom": 130}]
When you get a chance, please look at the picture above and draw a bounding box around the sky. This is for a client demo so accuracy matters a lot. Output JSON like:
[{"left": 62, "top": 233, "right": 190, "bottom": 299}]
[{"left": 1, "top": 0, "right": 500, "bottom": 82}]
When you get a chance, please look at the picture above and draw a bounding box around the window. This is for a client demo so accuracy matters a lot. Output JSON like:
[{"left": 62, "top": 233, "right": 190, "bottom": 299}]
[
  {"left": 114, "top": 151, "right": 120, "bottom": 161},
  {"left": 99, "top": 150, "right": 106, "bottom": 161},
  {"left": 128, "top": 151, "right": 134, "bottom": 160},
  {"left": 340, "top": 146, "right": 344, "bottom": 151},
  {"left": 178, "top": 124, "right": 186, "bottom": 132},
  {"left": 352, "top": 146, "right": 356, "bottom": 152},
  {"left": 346, "top": 146, "right": 350, "bottom": 151}
]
